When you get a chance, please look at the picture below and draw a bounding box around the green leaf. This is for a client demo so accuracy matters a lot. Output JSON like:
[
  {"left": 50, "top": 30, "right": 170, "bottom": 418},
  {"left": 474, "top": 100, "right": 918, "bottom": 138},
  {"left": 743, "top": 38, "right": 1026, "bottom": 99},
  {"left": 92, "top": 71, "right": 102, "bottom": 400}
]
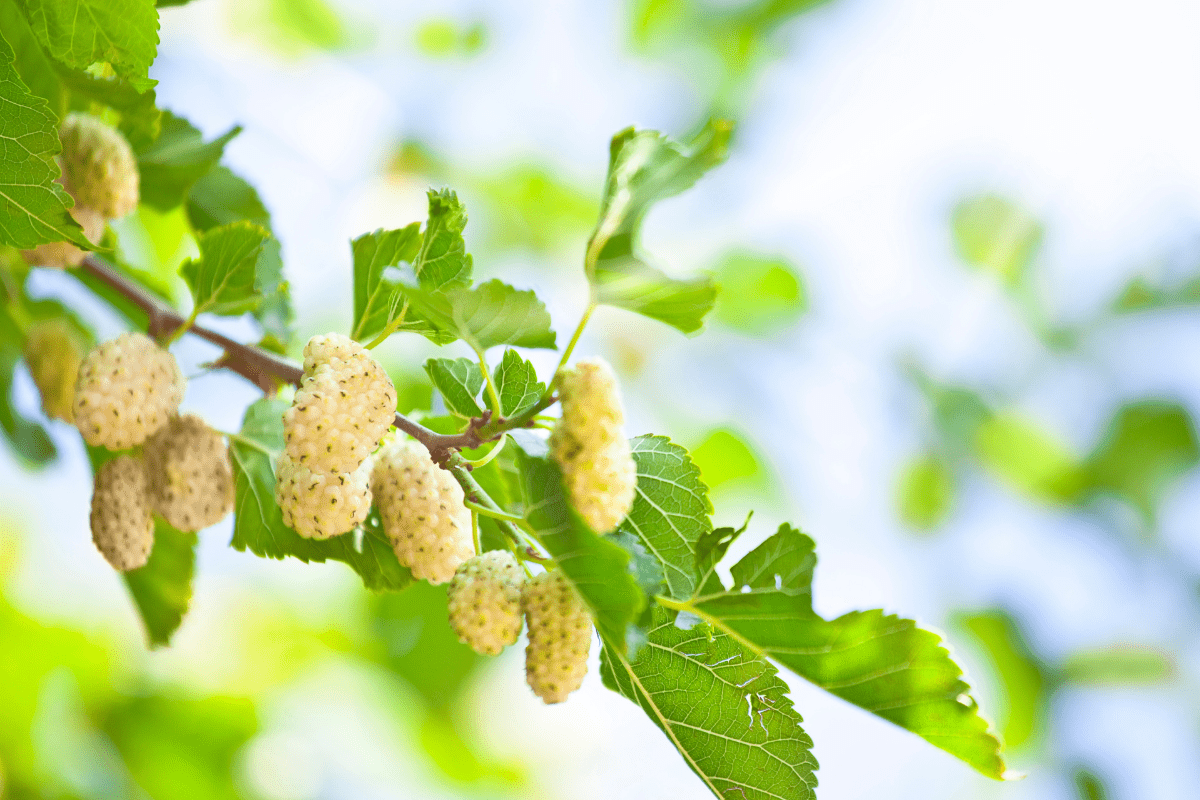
[
  {"left": 122, "top": 519, "right": 196, "bottom": 647},
  {"left": 0, "top": 0, "right": 64, "bottom": 112},
  {"left": 1059, "top": 645, "right": 1172, "bottom": 686},
  {"left": 951, "top": 194, "right": 1042, "bottom": 286},
  {"left": 14, "top": 0, "right": 160, "bottom": 92},
  {"left": 586, "top": 121, "right": 732, "bottom": 335},
  {"left": 413, "top": 188, "right": 472, "bottom": 292},
  {"left": 974, "top": 412, "right": 1085, "bottom": 504},
  {"left": 600, "top": 605, "right": 817, "bottom": 800},
  {"left": 185, "top": 165, "right": 271, "bottom": 232},
  {"left": 617, "top": 435, "right": 711, "bottom": 601},
  {"left": 350, "top": 223, "right": 421, "bottom": 342},
  {"left": 690, "top": 428, "right": 764, "bottom": 492},
  {"left": 0, "top": 304, "right": 55, "bottom": 466},
  {"left": 687, "top": 524, "right": 1007, "bottom": 779},
  {"left": 957, "top": 609, "right": 1047, "bottom": 749},
  {"left": 228, "top": 398, "right": 413, "bottom": 592},
  {"left": 137, "top": 111, "right": 240, "bottom": 211},
  {"left": 711, "top": 251, "right": 806, "bottom": 336},
  {"left": 896, "top": 453, "right": 955, "bottom": 530},
  {"left": 0, "top": 31, "right": 88, "bottom": 250},
  {"left": 55, "top": 65, "right": 161, "bottom": 149},
  {"left": 492, "top": 348, "right": 544, "bottom": 418},
  {"left": 397, "top": 278, "right": 556, "bottom": 351},
  {"left": 181, "top": 221, "right": 272, "bottom": 316},
  {"left": 424, "top": 357, "right": 484, "bottom": 418},
  {"left": 513, "top": 437, "right": 644, "bottom": 650},
  {"left": 1083, "top": 401, "right": 1199, "bottom": 521}
]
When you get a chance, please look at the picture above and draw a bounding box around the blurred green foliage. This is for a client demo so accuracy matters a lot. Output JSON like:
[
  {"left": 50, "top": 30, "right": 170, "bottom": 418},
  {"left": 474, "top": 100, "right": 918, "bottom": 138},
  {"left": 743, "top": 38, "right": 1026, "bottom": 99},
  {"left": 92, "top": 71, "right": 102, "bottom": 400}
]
[
  {"left": 951, "top": 194, "right": 1043, "bottom": 286},
  {"left": 710, "top": 250, "right": 806, "bottom": 336},
  {"left": 896, "top": 454, "right": 955, "bottom": 531},
  {"left": 974, "top": 412, "right": 1084, "bottom": 504},
  {"left": 689, "top": 427, "right": 767, "bottom": 494},
  {"left": 958, "top": 610, "right": 1047, "bottom": 749},
  {"left": 231, "top": 0, "right": 348, "bottom": 56},
  {"left": 415, "top": 19, "right": 488, "bottom": 59}
]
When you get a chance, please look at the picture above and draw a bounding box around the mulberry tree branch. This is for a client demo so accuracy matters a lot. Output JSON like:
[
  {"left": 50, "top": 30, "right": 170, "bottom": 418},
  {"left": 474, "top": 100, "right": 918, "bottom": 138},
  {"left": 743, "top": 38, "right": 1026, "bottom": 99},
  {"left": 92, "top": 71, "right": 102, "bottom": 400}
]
[{"left": 77, "top": 255, "right": 505, "bottom": 460}]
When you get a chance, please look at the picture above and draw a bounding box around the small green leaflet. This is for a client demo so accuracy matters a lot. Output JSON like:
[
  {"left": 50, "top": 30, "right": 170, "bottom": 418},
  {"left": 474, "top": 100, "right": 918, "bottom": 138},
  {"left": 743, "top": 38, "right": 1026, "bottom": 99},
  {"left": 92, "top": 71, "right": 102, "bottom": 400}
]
[
  {"left": 13, "top": 0, "right": 160, "bottom": 92},
  {"left": 228, "top": 398, "right": 412, "bottom": 592},
  {"left": 585, "top": 121, "right": 731, "bottom": 335},
  {"left": 617, "top": 435, "right": 712, "bottom": 600},
  {"left": 186, "top": 165, "right": 272, "bottom": 232},
  {"left": 0, "top": 305, "right": 55, "bottom": 466},
  {"left": 123, "top": 519, "right": 197, "bottom": 647},
  {"left": 181, "top": 221, "right": 273, "bottom": 316},
  {"left": 414, "top": 187, "right": 473, "bottom": 291},
  {"left": 492, "top": 348, "right": 544, "bottom": 418},
  {"left": 137, "top": 111, "right": 240, "bottom": 210},
  {"left": 513, "top": 437, "right": 644, "bottom": 650},
  {"left": 601, "top": 606, "right": 818, "bottom": 800},
  {"left": 687, "top": 524, "right": 1007, "bottom": 779},
  {"left": 350, "top": 223, "right": 421, "bottom": 341},
  {"left": 350, "top": 190, "right": 473, "bottom": 345},
  {"left": 397, "top": 278, "right": 556, "bottom": 351},
  {"left": 0, "top": 31, "right": 88, "bottom": 250},
  {"left": 424, "top": 357, "right": 484, "bottom": 418}
]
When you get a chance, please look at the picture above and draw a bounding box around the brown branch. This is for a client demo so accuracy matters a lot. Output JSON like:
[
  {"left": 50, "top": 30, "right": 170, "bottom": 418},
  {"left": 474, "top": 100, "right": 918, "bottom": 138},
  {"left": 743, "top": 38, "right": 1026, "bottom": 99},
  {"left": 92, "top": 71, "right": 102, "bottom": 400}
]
[{"left": 78, "top": 255, "right": 486, "bottom": 459}]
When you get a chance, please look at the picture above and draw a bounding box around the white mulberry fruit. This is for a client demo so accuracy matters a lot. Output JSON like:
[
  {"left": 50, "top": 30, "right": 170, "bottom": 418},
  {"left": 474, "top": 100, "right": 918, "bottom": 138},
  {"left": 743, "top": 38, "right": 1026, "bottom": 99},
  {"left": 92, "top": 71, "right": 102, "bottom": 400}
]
[
  {"left": 24, "top": 319, "right": 85, "bottom": 422},
  {"left": 73, "top": 332, "right": 186, "bottom": 450},
  {"left": 144, "top": 414, "right": 234, "bottom": 532},
  {"left": 22, "top": 204, "right": 105, "bottom": 269},
  {"left": 90, "top": 454, "right": 154, "bottom": 572},
  {"left": 283, "top": 333, "right": 397, "bottom": 474},
  {"left": 447, "top": 550, "right": 525, "bottom": 655},
  {"left": 523, "top": 570, "right": 593, "bottom": 704},
  {"left": 550, "top": 358, "right": 637, "bottom": 534},
  {"left": 58, "top": 112, "right": 139, "bottom": 219},
  {"left": 274, "top": 453, "right": 372, "bottom": 539},
  {"left": 372, "top": 438, "right": 472, "bottom": 584}
]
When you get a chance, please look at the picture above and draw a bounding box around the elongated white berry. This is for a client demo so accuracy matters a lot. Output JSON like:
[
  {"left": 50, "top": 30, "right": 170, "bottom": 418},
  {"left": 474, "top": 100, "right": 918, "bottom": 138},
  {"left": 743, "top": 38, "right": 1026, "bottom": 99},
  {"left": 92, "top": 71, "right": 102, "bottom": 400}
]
[
  {"left": 73, "top": 332, "right": 186, "bottom": 451},
  {"left": 550, "top": 358, "right": 637, "bottom": 533},
  {"left": 24, "top": 319, "right": 85, "bottom": 423},
  {"left": 58, "top": 112, "right": 139, "bottom": 219},
  {"left": 22, "top": 204, "right": 105, "bottom": 268},
  {"left": 372, "top": 438, "right": 472, "bottom": 584},
  {"left": 447, "top": 551, "right": 525, "bottom": 655},
  {"left": 283, "top": 333, "right": 397, "bottom": 474},
  {"left": 274, "top": 453, "right": 371, "bottom": 539},
  {"left": 144, "top": 414, "right": 234, "bottom": 532},
  {"left": 90, "top": 454, "right": 154, "bottom": 572},
  {"left": 523, "top": 570, "right": 592, "bottom": 704}
]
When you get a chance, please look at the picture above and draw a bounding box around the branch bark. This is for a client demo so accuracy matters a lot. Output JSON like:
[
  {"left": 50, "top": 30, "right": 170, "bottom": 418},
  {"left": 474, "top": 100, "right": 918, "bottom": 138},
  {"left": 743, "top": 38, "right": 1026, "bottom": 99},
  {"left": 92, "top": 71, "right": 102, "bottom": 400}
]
[{"left": 78, "top": 255, "right": 488, "bottom": 460}]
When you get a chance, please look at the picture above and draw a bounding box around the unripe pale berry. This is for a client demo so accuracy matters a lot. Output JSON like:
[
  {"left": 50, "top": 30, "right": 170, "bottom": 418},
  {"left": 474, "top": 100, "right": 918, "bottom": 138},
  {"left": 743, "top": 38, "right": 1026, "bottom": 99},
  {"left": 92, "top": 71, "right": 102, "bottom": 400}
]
[
  {"left": 274, "top": 453, "right": 371, "bottom": 539},
  {"left": 550, "top": 358, "right": 637, "bottom": 534},
  {"left": 90, "top": 454, "right": 154, "bottom": 572},
  {"left": 523, "top": 570, "right": 593, "bottom": 704},
  {"left": 58, "top": 112, "right": 139, "bottom": 219},
  {"left": 144, "top": 414, "right": 234, "bottom": 532},
  {"left": 283, "top": 333, "right": 397, "bottom": 474},
  {"left": 22, "top": 204, "right": 105, "bottom": 269},
  {"left": 73, "top": 332, "right": 186, "bottom": 450},
  {"left": 372, "top": 438, "right": 472, "bottom": 584},
  {"left": 447, "top": 550, "right": 526, "bottom": 655},
  {"left": 24, "top": 319, "right": 86, "bottom": 423}
]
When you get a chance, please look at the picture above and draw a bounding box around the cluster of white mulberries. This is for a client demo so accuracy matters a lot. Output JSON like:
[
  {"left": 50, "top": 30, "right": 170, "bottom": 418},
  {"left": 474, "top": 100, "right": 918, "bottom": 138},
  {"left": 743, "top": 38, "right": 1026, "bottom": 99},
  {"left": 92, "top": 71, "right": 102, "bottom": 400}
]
[
  {"left": 144, "top": 414, "right": 234, "bottom": 533},
  {"left": 276, "top": 333, "right": 396, "bottom": 538},
  {"left": 550, "top": 358, "right": 637, "bottom": 534},
  {"left": 522, "top": 570, "right": 594, "bottom": 704},
  {"left": 24, "top": 319, "right": 85, "bottom": 423},
  {"left": 447, "top": 551, "right": 525, "bottom": 655},
  {"left": 372, "top": 438, "right": 472, "bottom": 583},
  {"left": 90, "top": 455, "right": 155, "bottom": 572},
  {"left": 73, "top": 332, "right": 186, "bottom": 451},
  {"left": 22, "top": 113, "right": 139, "bottom": 269}
]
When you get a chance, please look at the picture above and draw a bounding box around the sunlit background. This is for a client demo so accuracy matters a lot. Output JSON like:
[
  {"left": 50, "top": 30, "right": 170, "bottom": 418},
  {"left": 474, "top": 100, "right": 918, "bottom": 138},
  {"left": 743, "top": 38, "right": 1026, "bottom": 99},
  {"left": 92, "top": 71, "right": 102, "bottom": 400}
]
[{"left": 4, "top": 0, "right": 1199, "bottom": 798}]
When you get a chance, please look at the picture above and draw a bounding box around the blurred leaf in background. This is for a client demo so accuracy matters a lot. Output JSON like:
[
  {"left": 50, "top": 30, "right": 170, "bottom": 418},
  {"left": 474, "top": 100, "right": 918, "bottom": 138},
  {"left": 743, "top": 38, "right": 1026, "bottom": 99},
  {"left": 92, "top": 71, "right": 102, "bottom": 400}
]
[
  {"left": 1059, "top": 645, "right": 1173, "bottom": 686},
  {"left": 414, "top": 18, "right": 488, "bottom": 59},
  {"left": 710, "top": 250, "right": 806, "bottom": 336},
  {"left": 896, "top": 453, "right": 955, "bottom": 531},
  {"left": 974, "top": 412, "right": 1085, "bottom": 505},
  {"left": 957, "top": 609, "right": 1049, "bottom": 750},
  {"left": 951, "top": 194, "right": 1043, "bottom": 287},
  {"left": 229, "top": 0, "right": 350, "bottom": 56},
  {"left": 689, "top": 427, "right": 769, "bottom": 496}
]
